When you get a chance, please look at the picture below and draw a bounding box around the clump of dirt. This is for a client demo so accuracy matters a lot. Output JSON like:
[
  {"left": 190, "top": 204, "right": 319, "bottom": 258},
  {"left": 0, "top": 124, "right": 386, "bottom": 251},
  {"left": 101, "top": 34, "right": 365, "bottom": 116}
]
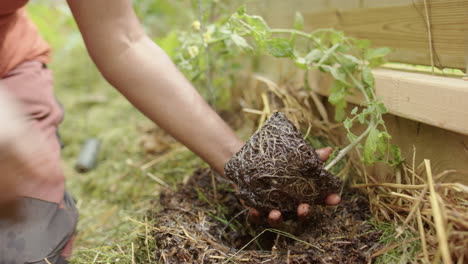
[
  {"left": 225, "top": 112, "right": 342, "bottom": 214},
  {"left": 146, "top": 168, "right": 382, "bottom": 263}
]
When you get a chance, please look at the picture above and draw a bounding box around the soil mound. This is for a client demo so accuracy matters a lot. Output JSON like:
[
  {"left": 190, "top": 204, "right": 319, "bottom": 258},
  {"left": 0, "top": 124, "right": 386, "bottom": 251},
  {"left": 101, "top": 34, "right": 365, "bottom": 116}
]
[{"left": 147, "top": 168, "right": 381, "bottom": 263}]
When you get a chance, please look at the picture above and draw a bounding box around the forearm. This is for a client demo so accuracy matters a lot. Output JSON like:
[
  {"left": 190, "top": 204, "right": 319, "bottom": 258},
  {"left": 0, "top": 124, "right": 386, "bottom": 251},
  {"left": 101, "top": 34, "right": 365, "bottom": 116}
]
[
  {"left": 67, "top": 0, "right": 243, "bottom": 174},
  {"left": 91, "top": 37, "right": 242, "bottom": 174}
]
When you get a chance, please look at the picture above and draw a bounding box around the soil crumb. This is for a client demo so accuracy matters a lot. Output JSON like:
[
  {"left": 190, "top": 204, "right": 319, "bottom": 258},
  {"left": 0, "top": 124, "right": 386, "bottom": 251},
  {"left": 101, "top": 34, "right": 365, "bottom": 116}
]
[
  {"left": 225, "top": 112, "right": 342, "bottom": 214},
  {"left": 146, "top": 168, "right": 381, "bottom": 263}
]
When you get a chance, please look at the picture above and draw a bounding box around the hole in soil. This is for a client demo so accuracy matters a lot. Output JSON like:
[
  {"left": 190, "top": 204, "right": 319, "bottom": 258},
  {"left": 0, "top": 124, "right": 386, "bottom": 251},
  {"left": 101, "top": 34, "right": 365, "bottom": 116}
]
[{"left": 146, "top": 168, "right": 382, "bottom": 263}]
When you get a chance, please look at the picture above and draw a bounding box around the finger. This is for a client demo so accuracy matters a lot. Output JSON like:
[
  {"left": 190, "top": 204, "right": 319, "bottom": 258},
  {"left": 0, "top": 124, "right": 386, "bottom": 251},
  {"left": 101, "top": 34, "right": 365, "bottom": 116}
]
[
  {"left": 297, "top": 203, "right": 312, "bottom": 222},
  {"left": 325, "top": 193, "right": 341, "bottom": 205},
  {"left": 316, "top": 147, "right": 333, "bottom": 161},
  {"left": 248, "top": 208, "right": 262, "bottom": 224},
  {"left": 267, "top": 209, "right": 283, "bottom": 227}
]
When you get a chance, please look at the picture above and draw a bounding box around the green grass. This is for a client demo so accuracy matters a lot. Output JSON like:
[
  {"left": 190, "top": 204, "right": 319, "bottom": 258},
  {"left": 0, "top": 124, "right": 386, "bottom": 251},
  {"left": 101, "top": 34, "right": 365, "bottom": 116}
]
[{"left": 372, "top": 220, "right": 421, "bottom": 264}]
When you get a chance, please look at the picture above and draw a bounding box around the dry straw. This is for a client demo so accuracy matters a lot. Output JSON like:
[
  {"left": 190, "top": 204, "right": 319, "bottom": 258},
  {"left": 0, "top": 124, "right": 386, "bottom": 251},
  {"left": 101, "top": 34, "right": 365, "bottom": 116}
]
[{"left": 240, "top": 73, "right": 468, "bottom": 263}]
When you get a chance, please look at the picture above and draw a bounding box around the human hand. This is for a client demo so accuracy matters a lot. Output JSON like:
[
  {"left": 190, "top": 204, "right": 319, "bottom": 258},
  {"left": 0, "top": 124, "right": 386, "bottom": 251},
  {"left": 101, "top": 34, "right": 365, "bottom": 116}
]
[{"left": 244, "top": 147, "right": 341, "bottom": 227}]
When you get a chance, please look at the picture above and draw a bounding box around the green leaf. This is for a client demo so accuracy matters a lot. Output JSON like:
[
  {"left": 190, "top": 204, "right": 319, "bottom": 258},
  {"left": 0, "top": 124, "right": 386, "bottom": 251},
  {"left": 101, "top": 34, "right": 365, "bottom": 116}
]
[
  {"left": 351, "top": 106, "right": 358, "bottom": 115},
  {"left": 343, "top": 118, "right": 353, "bottom": 130},
  {"left": 321, "top": 65, "right": 349, "bottom": 86},
  {"left": 231, "top": 34, "right": 251, "bottom": 50},
  {"left": 237, "top": 5, "right": 246, "bottom": 16},
  {"left": 305, "top": 49, "right": 323, "bottom": 64},
  {"left": 377, "top": 131, "right": 391, "bottom": 154},
  {"left": 357, "top": 113, "right": 367, "bottom": 124},
  {"left": 329, "top": 81, "right": 347, "bottom": 121},
  {"left": 330, "top": 31, "right": 345, "bottom": 45},
  {"left": 363, "top": 127, "right": 379, "bottom": 164},
  {"left": 376, "top": 102, "right": 388, "bottom": 114},
  {"left": 335, "top": 105, "right": 346, "bottom": 122},
  {"left": 245, "top": 15, "right": 270, "bottom": 33},
  {"left": 328, "top": 81, "right": 346, "bottom": 105},
  {"left": 355, "top": 39, "right": 371, "bottom": 49},
  {"left": 365, "top": 47, "right": 392, "bottom": 61},
  {"left": 266, "top": 38, "right": 293, "bottom": 58},
  {"left": 341, "top": 54, "right": 360, "bottom": 70},
  {"left": 294, "top": 12, "right": 304, "bottom": 30},
  {"left": 362, "top": 66, "right": 374, "bottom": 87},
  {"left": 389, "top": 145, "right": 404, "bottom": 165}
]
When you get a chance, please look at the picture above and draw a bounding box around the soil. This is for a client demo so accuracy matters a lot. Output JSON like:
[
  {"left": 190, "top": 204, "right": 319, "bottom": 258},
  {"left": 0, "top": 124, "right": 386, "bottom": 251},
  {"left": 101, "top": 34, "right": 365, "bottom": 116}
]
[
  {"left": 225, "top": 112, "right": 342, "bottom": 214},
  {"left": 146, "top": 168, "right": 382, "bottom": 263}
]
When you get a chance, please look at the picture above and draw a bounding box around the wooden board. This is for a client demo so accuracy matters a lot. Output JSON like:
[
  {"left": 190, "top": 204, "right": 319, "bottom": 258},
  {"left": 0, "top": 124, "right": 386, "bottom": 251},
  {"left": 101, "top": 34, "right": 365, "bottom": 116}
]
[
  {"left": 311, "top": 69, "right": 468, "bottom": 136},
  {"left": 249, "top": 0, "right": 468, "bottom": 70}
]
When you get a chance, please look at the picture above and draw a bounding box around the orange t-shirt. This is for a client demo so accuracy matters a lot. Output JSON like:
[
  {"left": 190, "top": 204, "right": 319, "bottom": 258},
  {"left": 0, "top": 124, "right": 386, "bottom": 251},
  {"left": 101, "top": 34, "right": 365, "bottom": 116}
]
[{"left": 0, "top": 0, "right": 50, "bottom": 78}]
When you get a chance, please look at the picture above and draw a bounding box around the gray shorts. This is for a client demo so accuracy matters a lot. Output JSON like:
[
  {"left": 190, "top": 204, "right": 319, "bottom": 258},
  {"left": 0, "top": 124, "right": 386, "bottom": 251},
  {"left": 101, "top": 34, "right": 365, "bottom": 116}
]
[{"left": 0, "top": 192, "right": 78, "bottom": 264}]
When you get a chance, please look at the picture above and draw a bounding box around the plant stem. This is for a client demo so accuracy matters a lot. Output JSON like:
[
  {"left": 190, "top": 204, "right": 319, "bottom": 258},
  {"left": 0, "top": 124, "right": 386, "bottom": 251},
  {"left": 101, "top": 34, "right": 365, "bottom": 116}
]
[
  {"left": 197, "top": 0, "right": 216, "bottom": 109},
  {"left": 271, "top": 28, "right": 311, "bottom": 38},
  {"left": 325, "top": 120, "right": 376, "bottom": 170}
]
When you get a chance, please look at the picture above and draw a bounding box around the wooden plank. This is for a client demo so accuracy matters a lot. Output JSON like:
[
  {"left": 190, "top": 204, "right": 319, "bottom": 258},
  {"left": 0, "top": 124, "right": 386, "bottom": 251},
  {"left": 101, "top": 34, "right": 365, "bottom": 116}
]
[
  {"left": 312, "top": 69, "right": 468, "bottom": 135},
  {"left": 249, "top": 0, "right": 468, "bottom": 69}
]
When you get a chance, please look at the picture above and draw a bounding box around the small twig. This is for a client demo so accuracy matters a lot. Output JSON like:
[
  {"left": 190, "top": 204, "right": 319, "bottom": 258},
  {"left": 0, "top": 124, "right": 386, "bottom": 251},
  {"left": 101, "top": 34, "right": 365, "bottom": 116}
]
[{"left": 147, "top": 172, "right": 171, "bottom": 188}]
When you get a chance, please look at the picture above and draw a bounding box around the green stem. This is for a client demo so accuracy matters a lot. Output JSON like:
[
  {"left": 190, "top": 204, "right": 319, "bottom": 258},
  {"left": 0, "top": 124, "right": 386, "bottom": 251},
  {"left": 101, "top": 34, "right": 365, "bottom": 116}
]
[
  {"left": 325, "top": 120, "right": 376, "bottom": 171},
  {"left": 271, "top": 28, "right": 311, "bottom": 38}
]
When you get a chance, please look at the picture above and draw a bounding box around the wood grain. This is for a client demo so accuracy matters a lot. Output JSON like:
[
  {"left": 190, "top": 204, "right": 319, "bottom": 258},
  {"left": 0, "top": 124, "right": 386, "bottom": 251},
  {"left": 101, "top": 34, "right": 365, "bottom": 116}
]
[
  {"left": 249, "top": 0, "right": 468, "bottom": 69},
  {"left": 311, "top": 69, "right": 468, "bottom": 135}
]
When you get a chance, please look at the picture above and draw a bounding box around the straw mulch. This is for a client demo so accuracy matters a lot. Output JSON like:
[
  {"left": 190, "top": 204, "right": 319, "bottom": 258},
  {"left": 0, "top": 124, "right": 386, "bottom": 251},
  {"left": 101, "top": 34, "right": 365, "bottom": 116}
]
[{"left": 241, "top": 74, "right": 468, "bottom": 263}]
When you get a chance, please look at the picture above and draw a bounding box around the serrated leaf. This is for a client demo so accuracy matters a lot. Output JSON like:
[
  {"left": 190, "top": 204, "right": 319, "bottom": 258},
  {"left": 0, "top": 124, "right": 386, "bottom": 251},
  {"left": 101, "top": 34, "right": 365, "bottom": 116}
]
[
  {"left": 362, "top": 66, "right": 374, "bottom": 87},
  {"left": 294, "top": 12, "right": 304, "bottom": 30},
  {"left": 231, "top": 34, "right": 251, "bottom": 50},
  {"left": 266, "top": 38, "right": 293, "bottom": 58},
  {"left": 363, "top": 127, "right": 379, "bottom": 164}
]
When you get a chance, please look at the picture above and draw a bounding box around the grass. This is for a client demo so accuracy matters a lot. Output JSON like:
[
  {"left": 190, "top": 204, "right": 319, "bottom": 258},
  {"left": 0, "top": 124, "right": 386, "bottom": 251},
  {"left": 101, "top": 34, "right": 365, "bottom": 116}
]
[{"left": 372, "top": 221, "right": 421, "bottom": 264}]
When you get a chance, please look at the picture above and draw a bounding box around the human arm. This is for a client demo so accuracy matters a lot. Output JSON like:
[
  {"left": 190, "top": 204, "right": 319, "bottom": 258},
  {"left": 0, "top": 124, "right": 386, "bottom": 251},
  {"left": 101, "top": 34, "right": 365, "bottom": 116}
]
[
  {"left": 66, "top": 0, "right": 243, "bottom": 174},
  {"left": 65, "top": 0, "right": 340, "bottom": 223}
]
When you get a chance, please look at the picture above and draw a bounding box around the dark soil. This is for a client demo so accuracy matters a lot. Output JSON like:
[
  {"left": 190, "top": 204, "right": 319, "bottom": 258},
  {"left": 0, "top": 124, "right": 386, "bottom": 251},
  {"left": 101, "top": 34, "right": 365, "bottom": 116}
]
[
  {"left": 146, "top": 168, "right": 382, "bottom": 263},
  {"left": 225, "top": 112, "right": 342, "bottom": 214}
]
